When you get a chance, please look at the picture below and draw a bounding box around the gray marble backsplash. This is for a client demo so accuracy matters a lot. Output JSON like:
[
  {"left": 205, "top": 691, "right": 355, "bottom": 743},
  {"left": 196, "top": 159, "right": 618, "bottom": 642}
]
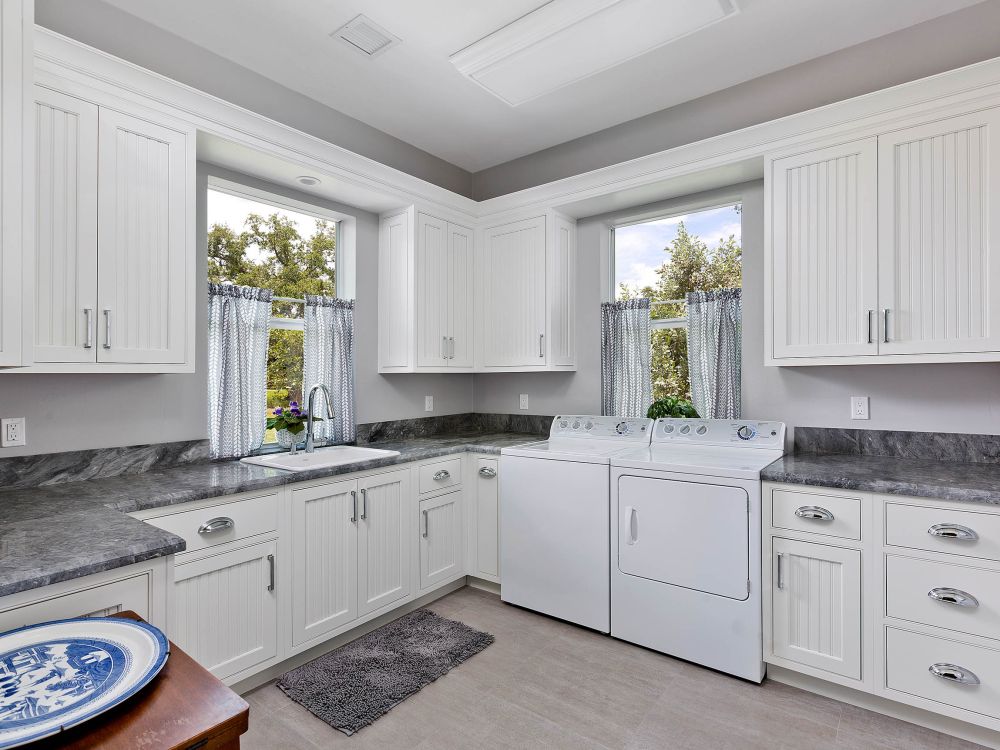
[
  {"left": 794, "top": 427, "right": 1000, "bottom": 464},
  {"left": 357, "top": 413, "right": 552, "bottom": 444},
  {"left": 0, "top": 439, "right": 211, "bottom": 491}
]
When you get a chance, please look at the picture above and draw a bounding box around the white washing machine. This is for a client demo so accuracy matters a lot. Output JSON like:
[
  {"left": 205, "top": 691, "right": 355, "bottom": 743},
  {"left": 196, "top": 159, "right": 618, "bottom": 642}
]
[
  {"left": 610, "top": 418, "right": 785, "bottom": 682},
  {"left": 500, "top": 415, "right": 653, "bottom": 632}
]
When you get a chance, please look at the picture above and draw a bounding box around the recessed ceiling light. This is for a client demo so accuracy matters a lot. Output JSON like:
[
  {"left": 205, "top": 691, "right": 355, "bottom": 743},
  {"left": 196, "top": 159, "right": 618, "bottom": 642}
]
[{"left": 296, "top": 175, "right": 321, "bottom": 186}]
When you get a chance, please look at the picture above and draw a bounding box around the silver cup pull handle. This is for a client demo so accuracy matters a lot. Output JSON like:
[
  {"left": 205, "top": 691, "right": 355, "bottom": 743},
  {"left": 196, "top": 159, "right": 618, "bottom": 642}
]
[
  {"left": 929, "top": 663, "right": 980, "bottom": 686},
  {"left": 478, "top": 466, "right": 497, "bottom": 479},
  {"left": 795, "top": 505, "right": 835, "bottom": 522},
  {"left": 433, "top": 469, "right": 451, "bottom": 481},
  {"left": 928, "top": 587, "right": 979, "bottom": 608},
  {"left": 197, "top": 517, "right": 235, "bottom": 535},
  {"left": 928, "top": 523, "right": 979, "bottom": 542}
]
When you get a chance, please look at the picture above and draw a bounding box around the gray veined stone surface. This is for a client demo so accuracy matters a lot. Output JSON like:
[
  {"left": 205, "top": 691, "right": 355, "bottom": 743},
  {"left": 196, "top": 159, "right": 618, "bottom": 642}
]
[{"left": 793, "top": 426, "right": 1000, "bottom": 463}]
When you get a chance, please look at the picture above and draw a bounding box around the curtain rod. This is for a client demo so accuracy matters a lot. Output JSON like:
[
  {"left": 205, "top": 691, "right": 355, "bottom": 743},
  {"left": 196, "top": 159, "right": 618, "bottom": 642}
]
[{"left": 274, "top": 296, "right": 304, "bottom": 304}]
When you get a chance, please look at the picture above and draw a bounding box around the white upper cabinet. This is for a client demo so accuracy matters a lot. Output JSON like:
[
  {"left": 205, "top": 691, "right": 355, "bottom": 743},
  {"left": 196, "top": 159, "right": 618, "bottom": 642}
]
[
  {"left": 768, "top": 105, "right": 1000, "bottom": 365},
  {"left": 877, "top": 109, "right": 1000, "bottom": 356},
  {"left": 378, "top": 208, "right": 413, "bottom": 371},
  {"left": 415, "top": 212, "right": 450, "bottom": 368},
  {"left": 448, "top": 222, "right": 475, "bottom": 368},
  {"left": 769, "top": 139, "right": 878, "bottom": 360}
]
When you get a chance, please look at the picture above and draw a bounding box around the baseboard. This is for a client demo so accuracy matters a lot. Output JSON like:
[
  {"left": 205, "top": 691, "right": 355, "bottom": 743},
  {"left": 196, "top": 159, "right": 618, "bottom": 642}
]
[
  {"left": 768, "top": 665, "right": 1000, "bottom": 749},
  {"left": 230, "top": 578, "right": 467, "bottom": 695},
  {"left": 466, "top": 576, "right": 500, "bottom": 595}
]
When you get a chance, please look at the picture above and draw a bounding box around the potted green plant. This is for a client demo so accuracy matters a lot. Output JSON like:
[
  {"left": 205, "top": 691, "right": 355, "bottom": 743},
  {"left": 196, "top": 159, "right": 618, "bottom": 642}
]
[
  {"left": 267, "top": 401, "right": 322, "bottom": 449},
  {"left": 646, "top": 396, "right": 699, "bottom": 420}
]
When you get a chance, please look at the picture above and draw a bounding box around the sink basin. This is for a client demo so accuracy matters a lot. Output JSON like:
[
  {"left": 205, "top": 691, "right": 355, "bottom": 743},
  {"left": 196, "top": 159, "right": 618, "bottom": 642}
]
[{"left": 240, "top": 445, "right": 401, "bottom": 472}]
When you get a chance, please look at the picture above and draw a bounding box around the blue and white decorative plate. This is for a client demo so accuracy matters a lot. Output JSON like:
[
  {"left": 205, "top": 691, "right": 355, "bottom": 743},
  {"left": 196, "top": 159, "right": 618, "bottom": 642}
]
[{"left": 0, "top": 617, "right": 168, "bottom": 748}]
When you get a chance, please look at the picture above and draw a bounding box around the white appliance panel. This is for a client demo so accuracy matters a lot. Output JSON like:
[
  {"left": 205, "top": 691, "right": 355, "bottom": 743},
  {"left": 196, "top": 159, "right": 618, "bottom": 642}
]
[{"left": 617, "top": 475, "right": 749, "bottom": 600}]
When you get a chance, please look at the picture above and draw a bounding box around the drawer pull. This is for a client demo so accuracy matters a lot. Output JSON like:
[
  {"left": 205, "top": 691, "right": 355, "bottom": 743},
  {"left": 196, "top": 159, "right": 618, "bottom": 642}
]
[
  {"left": 478, "top": 466, "right": 497, "bottom": 479},
  {"left": 928, "top": 662, "right": 980, "bottom": 686},
  {"left": 927, "top": 587, "right": 980, "bottom": 608},
  {"left": 422, "top": 509, "right": 429, "bottom": 538},
  {"left": 350, "top": 490, "right": 358, "bottom": 523},
  {"left": 795, "top": 505, "right": 835, "bottom": 522},
  {"left": 433, "top": 469, "right": 451, "bottom": 481},
  {"left": 267, "top": 553, "right": 275, "bottom": 592},
  {"left": 197, "top": 517, "right": 235, "bottom": 535},
  {"left": 928, "top": 523, "right": 979, "bottom": 542}
]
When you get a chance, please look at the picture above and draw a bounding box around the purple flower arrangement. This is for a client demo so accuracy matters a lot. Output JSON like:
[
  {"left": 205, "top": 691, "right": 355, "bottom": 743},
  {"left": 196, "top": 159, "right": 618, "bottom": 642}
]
[{"left": 266, "top": 400, "right": 322, "bottom": 435}]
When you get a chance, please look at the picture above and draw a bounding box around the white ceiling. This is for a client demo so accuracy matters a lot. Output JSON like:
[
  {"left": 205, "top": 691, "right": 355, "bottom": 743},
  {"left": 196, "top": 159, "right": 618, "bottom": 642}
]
[{"left": 101, "top": 0, "right": 984, "bottom": 172}]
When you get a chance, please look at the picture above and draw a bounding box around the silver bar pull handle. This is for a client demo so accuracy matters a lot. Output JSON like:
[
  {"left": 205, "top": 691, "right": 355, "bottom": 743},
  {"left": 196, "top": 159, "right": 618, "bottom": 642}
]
[
  {"left": 360, "top": 488, "right": 367, "bottom": 520},
  {"left": 795, "top": 505, "right": 835, "bottom": 522},
  {"left": 882, "top": 308, "right": 890, "bottom": 343},
  {"left": 422, "top": 509, "right": 429, "bottom": 538},
  {"left": 867, "top": 309, "right": 874, "bottom": 345},
  {"left": 929, "top": 663, "right": 980, "bottom": 686},
  {"left": 84, "top": 307, "right": 94, "bottom": 349},
  {"left": 777, "top": 552, "right": 785, "bottom": 590},
  {"left": 539, "top": 333, "right": 544, "bottom": 358},
  {"left": 103, "top": 309, "right": 112, "bottom": 349},
  {"left": 478, "top": 466, "right": 497, "bottom": 479},
  {"left": 267, "top": 553, "right": 275, "bottom": 592},
  {"left": 350, "top": 490, "right": 358, "bottom": 523},
  {"left": 928, "top": 587, "right": 979, "bottom": 608},
  {"left": 928, "top": 523, "right": 979, "bottom": 542},
  {"left": 197, "top": 517, "right": 235, "bottom": 535},
  {"left": 442, "top": 336, "right": 446, "bottom": 360},
  {"left": 449, "top": 337, "right": 455, "bottom": 359},
  {"left": 433, "top": 469, "right": 451, "bottom": 481}
]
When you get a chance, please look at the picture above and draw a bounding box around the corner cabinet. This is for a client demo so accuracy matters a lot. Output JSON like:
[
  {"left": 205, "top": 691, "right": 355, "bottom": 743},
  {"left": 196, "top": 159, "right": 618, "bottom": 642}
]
[
  {"left": 766, "top": 104, "right": 1000, "bottom": 366},
  {"left": 378, "top": 207, "right": 576, "bottom": 373}
]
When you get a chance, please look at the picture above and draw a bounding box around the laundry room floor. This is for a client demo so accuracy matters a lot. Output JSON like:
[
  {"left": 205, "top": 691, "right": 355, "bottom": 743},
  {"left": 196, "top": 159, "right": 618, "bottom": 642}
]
[{"left": 241, "top": 587, "right": 984, "bottom": 749}]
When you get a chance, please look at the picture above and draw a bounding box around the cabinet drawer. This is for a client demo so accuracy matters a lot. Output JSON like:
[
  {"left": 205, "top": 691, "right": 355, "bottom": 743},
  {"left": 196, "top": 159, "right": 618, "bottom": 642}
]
[
  {"left": 885, "top": 627, "right": 1000, "bottom": 721},
  {"left": 771, "top": 487, "right": 862, "bottom": 540},
  {"left": 144, "top": 493, "right": 279, "bottom": 555},
  {"left": 0, "top": 573, "right": 151, "bottom": 631},
  {"left": 886, "top": 555, "right": 1000, "bottom": 642},
  {"left": 885, "top": 503, "right": 1000, "bottom": 562},
  {"left": 418, "top": 458, "right": 462, "bottom": 494}
]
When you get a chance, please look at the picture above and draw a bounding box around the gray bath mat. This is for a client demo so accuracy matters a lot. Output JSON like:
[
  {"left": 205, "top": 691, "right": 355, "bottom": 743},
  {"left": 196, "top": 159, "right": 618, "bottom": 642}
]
[{"left": 276, "top": 607, "right": 494, "bottom": 735}]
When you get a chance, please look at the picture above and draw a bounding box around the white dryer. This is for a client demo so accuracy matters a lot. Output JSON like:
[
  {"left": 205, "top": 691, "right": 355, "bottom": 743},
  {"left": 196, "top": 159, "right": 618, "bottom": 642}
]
[
  {"left": 500, "top": 415, "right": 653, "bottom": 632},
  {"left": 610, "top": 418, "right": 785, "bottom": 682}
]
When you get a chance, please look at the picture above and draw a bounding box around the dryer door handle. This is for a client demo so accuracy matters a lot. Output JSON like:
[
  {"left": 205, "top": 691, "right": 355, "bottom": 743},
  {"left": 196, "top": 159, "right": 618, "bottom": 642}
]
[{"left": 625, "top": 506, "right": 638, "bottom": 545}]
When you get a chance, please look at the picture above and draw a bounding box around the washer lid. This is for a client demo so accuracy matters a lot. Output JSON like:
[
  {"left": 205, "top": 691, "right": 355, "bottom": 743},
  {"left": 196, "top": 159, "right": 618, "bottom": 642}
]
[
  {"left": 612, "top": 444, "right": 784, "bottom": 479},
  {"left": 502, "top": 438, "right": 646, "bottom": 464}
]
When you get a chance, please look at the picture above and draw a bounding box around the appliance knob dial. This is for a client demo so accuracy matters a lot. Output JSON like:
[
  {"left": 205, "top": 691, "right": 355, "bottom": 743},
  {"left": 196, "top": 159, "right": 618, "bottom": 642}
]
[
  {"left": 585, "top": 421, "right": 593, "bottom": 430},
  {"left": 616, "top": 421, "right": 630, "bottom": 435},
  {"left": 696, "top": 425, "right": 708, "bottom": 435},
  {"left": 663, "top": 424, "right": 675, "bottom": 434},
  {"left": 737, "top": 425, "right": 756, "bottom": 441},
  {"left": 572, "top": 420, "right": 581, "bottom": 429},
  {"left": 559, "top": 420, "right": 568, "bottom": 429},
  {"left": 680, "top": 425, "right": 691, "bottom": 435}
]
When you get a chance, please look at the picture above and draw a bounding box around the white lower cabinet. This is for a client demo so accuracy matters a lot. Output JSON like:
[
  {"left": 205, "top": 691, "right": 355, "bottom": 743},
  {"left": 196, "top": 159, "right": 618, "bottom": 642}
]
[
  {"left": 771, "top": 537, "right": 863, "bottom": 680},
  {"left": 358, "top": 470, "right": 412, "bottom": 615},
  {"left": 419, "top": 489, "right": 464, "bottom": 589},
  {"left": 474, "top": 458, "right": 500, "bottom": 581},
  {"left": 170, "top": 540, "right": 278, "bottom": 681}
]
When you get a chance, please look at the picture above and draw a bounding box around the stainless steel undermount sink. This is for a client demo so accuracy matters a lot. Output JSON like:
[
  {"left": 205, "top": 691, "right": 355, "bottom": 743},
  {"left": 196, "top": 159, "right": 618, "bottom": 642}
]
[{"left": 240, "top": 445, "right": 401, "bottom": 472}]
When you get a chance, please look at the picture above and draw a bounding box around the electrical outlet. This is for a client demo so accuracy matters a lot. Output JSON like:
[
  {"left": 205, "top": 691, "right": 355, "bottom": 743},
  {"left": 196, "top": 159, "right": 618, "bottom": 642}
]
[
  {"left": 1, "top": 417, "right": 25, "bottom": 447},
  {"left": 519, "top": 394, "right": 529, "bottom": 410},
  {"left": 424, "top": 396, "right": 433, "bottom": 412},
  {"left": 850, "top": 396, "right": 870, "bottom": 420}
]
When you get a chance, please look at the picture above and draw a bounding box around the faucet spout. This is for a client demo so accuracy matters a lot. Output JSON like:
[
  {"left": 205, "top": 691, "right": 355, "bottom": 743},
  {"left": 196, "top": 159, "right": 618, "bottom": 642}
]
[{"left": 304, "top": 384, "right": 335, "bottom": 453}]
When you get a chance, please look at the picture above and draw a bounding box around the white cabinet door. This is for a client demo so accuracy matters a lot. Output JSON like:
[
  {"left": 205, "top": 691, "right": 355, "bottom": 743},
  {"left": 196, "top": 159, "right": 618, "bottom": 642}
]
[
  {"left": 878, "top": 108, "right": 1000, "bottom": 355},
  {"left": 475, "top": 458, "right": 500, "bottom": 581},
  {"left": 290, "top": 480, "right": 358, "bottom": 647},
  {"left": 33, "top": 86, "right": 98, "bottom": 363},
  {"left": 419, "top": 489, "right": 463, "bottom": 589},
  {"left": 171, "top": 540, "right": 278, "bottom": 680},
  {"left": 480, "top": 216, "right": 546, "bottom": 368},
  {"left": 771, "top": 537, "right": 862, "bottom": 680},
  {"left": 448, "top": 221, "right": 474, "bottom": 368},
  {"left": 770, "top": 139, "right": 879, "bottom": 359},
  {"left": 378, "top": 209, "right": 412, "bottom": 371},
  {"left": 358, "top": 470, "right": 411, "bottom": 615},
  {"left": 546, "top": 213, "right": 576, "bottom": 367},
  {"left": 415, "top": 212, "right": 449, "bottom": 368},
  {"left": 96, "top": 108, "right": 188, "bottom": 364}
]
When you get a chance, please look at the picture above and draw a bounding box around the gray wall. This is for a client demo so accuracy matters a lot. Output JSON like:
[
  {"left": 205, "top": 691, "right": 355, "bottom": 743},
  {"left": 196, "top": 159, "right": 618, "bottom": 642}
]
[
  {"left": 474, "top": 181, "right": 1000, "bottom": 436},
  {"left": 473, "top": 1, "right": 1000, "bottom": 199},
  {"left": 34, "top": 0, "right": 476, "bottom": 199}
]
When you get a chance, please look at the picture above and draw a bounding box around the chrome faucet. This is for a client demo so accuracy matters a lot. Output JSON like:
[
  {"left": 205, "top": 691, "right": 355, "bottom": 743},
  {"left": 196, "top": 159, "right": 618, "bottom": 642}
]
[{"left": 304, "top": 383, "right": 335, "bottom": 453}]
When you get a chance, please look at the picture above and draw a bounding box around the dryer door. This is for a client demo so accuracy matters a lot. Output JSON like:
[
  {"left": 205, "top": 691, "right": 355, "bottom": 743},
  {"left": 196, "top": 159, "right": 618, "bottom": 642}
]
[{"left": 617, "top": 475, "right": 749, "bottom": 600}]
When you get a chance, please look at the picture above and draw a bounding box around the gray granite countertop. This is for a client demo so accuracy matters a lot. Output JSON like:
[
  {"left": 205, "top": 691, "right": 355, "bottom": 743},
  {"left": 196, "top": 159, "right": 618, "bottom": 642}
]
[
  {"left": 761, "top": 453, "right": 1000, "bottom": 505},
  {"left": 0, "top": 432, "right": 538, "bottom": 599}
]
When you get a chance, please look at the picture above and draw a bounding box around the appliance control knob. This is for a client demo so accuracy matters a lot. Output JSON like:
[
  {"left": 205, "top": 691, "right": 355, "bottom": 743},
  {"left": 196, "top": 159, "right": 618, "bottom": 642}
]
[
  {"left": 616, "top": 421, "right": 630, "bottom": 435},
  {"left": 680, "top": 424, "right": 691, "bottom": 435},
  {"left": 585, "top": 421, "right": 593, "bottom": 430},
  {"left": 663, "top": 424, "right": 675, "bottom": 434},
  {"left": 737, "top": 425, "right": 756, "bottom": 441},
  {"left": 572, "top": 420, "right": 581, "bottom": 429},
  {"left": 696, "top": 425, "right": 708, "bottom": 435},
  {"left": 559, "top": 420, "right": 568, "bottom": 428}
]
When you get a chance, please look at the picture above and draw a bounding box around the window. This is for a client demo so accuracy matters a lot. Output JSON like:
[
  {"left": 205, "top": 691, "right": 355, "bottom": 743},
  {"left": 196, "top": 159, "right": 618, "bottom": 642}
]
[
  {"left": 207, "top": 179, "right": 344, "bottom": 444},
  {"left": 613, "top": 203, "right": 742, "bottom": 402}
]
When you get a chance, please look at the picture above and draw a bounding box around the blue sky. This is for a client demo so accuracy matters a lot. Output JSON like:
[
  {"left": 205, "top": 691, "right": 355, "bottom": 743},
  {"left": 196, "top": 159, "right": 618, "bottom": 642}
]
[{"left": 614, "top": 204, "right": 741, "bottom": 296}]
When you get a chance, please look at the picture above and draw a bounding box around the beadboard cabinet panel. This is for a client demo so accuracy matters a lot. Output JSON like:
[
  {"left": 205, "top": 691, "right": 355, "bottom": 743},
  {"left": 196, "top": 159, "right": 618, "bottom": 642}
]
[
  {"left": 96, "top": 108, "right": 188, "bottom": 364},
  {"left": 546, "top": 213, "right": 576, "bottom": 368},
  {"left": 378, "top": 209, "right": 413, "bottom": 371},
  {"left": 33, "top": 86, "right": 98, "bottom": 363},
  {"left": 419, "top": 489, "right": 463, "bottom": 590},
  {"left": 448, "top": 222, "right": 475, "bottom": 368},
  {"left": 415, "top": 212, "right": 450, "bottom": 368},
  {"left": 358, "top": 470, "right": 411, "bottom": 616},
  {"left": 878, "top": 109, "right": 1000, "bottom": 355},
  {"left": 770, "top": 139, "right": 879, "bottom": 360}
]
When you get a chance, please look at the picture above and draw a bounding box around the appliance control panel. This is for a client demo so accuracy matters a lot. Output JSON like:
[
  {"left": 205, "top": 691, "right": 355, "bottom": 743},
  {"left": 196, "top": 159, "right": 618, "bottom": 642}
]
[
  {"left": 652, "top": 419, "right": 785, "bottom": 449},
  {"left": 550, "top": 415, "right": 653, "bottom": 441}
]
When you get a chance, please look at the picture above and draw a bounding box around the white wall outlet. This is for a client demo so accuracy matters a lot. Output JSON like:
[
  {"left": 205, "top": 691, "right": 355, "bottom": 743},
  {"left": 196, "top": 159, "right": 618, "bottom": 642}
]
[
  {"left": 1, "top": 417, "right": 26, "bottom": 447},
  {"left": 850, "top": 396, "right": 870, "bottom": 420},
  {"left": 424, "top": 395, "right": 433, "bottom": 412},
  {"left": 519, "top": 394, "right": 529, "bottom": 410}
]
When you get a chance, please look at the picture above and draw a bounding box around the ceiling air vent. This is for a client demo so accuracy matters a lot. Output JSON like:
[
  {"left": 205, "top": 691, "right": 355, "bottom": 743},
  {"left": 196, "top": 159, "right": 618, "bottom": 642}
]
[{"left": 332, "top": 15, "right": 400, "bottom": 58}]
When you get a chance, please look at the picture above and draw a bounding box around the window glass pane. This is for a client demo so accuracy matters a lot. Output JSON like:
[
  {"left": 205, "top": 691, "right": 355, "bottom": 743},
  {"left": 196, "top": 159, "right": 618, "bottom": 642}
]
[
  {"left": 265, "top": 330, "right": 303, "bottom": 445},
  {"left": 615, "top": 204, "right": 742, "bottom": 403}
]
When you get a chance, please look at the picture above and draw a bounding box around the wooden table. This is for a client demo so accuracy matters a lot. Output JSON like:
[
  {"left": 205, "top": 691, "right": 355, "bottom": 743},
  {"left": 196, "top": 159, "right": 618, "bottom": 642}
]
[{"left": 33, "top": 611, "right": 250, "bottom": 750}]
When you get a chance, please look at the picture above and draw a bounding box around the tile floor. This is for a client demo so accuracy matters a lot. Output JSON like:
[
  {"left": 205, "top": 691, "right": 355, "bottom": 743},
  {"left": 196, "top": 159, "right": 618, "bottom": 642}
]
[{"left": 241, "top": 587, "right": 986, "bottom": 749}]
